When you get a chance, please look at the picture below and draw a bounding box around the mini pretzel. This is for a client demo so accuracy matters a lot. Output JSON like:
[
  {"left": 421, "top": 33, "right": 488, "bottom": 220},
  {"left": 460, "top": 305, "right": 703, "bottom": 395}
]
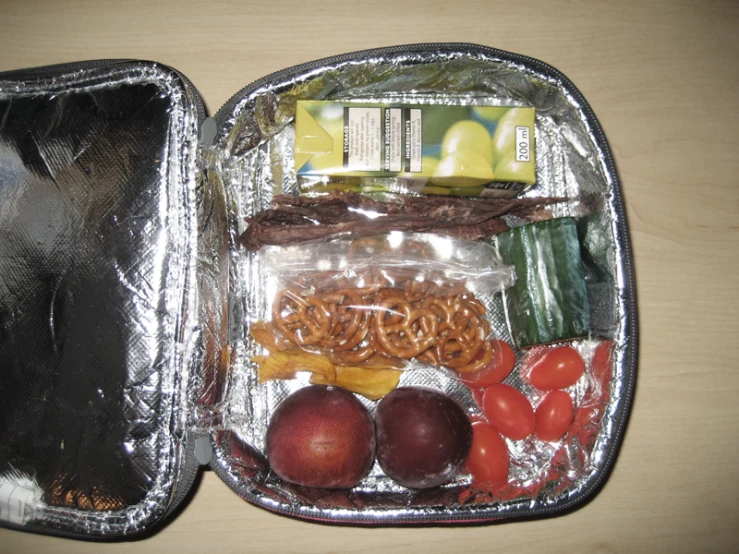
[
  {"left": 318, "top": 289, "right": 365, "bottom": 349},
  {"left": 456, "top": 293, "right": 486, "bottom": 315},
  {"left": 330, "top": 340, "right": 375, "bottom": 364},
  {"left": 266, "top": 283, "right": 494, "bottom": 374},
  {"left": 417, "top": 348, "right": 440, "bottom": 366},
  {"left": 455, "top": 338, "right": 495, "bottom": 374},
  {"left": 373, "top": 302, "right": 439, "bottom": 359},
  {"left": 272, "top": 289, "right": 332, "bottom": 346},
  {"left": 435, "top": 329, "right": 479, "bottom": 369},
  {"left": 451, "top": 305, "right": 486, "bottom": 348},
  {"left": 457, "top": 295, "right": 491, "bottom": 337},
  {"left": 423, "top": 296, "right": 455, "bottom": 331}
]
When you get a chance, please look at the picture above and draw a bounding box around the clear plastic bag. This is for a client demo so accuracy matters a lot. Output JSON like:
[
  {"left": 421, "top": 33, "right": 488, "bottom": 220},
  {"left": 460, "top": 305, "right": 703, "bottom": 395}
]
[
  {"left": 249, "top": 233, "right": 516, "bottom": 398},
  {"left": 257, "top": 231, "right": 515, "bottom": 296}
]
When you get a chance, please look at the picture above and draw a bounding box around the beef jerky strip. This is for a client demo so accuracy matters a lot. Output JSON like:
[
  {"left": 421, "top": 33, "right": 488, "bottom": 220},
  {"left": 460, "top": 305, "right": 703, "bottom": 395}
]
[
  {"left": 239, "top": 191, "right": 565, "bottom": 251},
  {"left": 271, "top": 191, "right": 548, "bottom": 221}
]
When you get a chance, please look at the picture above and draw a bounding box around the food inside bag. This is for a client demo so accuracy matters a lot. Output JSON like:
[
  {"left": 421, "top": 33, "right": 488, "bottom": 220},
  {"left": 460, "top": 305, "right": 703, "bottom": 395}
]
[
  {"left": 498, "top": 217, "right": 591, "bottom": 348},
  {"left": 201, "top": 46, "right": 632, "bottom": 524},
  {"left": 235, "top": 195, "right": 612, "bottom": 495},
  {"left": 250, "top": 231, "right": 516, "bottom": 398}
]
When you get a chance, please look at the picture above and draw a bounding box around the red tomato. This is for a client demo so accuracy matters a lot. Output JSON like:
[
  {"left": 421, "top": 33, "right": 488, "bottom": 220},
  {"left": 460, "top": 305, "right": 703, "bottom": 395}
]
[
  {"left": 535, "top": 390, "right": 574, "bottom": 441},
  {"left": 459, "top": 339, "right": 516, "bottom": 388},
  {"left": 465, "top": 422, "right": 509, "bottom": 484},
  {"left": 528, "top": 346, "right": 585, "bottom": 390},
  {"left": 482, "top": 383, "right": 535, "bottom": 440}
]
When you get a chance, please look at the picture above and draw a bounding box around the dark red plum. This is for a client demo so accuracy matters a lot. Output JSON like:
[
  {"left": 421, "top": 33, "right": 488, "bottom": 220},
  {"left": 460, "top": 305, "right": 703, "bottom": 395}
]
[{"left": 375, "top": 387, "right": 472, "bottom": 489}]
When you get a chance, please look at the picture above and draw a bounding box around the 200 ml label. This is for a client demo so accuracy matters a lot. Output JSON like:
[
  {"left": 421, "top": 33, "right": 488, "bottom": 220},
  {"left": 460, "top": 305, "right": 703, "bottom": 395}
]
[{"left": 515, "top": 126, "right": 531, "bottom": 162}]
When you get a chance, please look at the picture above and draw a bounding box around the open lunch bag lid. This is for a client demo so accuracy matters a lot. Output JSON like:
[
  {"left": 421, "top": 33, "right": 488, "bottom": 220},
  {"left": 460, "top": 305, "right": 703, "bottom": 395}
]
[{"left": 0, "top": 43, "right": 637, "bottom": 538}]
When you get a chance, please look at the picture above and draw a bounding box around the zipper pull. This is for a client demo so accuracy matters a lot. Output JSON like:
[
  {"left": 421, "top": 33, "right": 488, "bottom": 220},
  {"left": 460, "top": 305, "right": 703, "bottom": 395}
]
[
  {"left": 194, "top": 436, "right": 213, "bottom": 465},
  {"left": 199, "top": 117, "right": 217, "bottom": 146}
]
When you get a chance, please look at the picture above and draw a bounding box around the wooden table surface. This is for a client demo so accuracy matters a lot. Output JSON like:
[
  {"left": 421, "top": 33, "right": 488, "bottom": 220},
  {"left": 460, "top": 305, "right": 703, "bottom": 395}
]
[{"left": 1, "top": 0, "right": 738, "bottom": 552}]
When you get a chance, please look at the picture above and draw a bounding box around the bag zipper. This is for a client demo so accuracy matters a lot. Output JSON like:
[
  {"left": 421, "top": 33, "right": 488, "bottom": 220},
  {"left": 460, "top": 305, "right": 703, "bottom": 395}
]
[
  {"left": 210, "top": 41, "right": 638, "bottom": 524},
  {"left": 0, "top": 59, "right": 133, "bottom": 79}
]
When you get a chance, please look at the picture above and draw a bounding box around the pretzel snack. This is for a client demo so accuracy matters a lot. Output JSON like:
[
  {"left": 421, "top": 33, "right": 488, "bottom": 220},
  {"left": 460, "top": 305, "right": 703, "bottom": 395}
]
[{"left": 261, "top": 284, "right": 493, "bottom": 373}]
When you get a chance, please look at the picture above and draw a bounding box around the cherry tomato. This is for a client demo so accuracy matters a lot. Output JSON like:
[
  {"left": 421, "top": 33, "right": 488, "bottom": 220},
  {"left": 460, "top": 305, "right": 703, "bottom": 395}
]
[
  {"left": 482, "top": 383, "right": 535, "bottom": 440},
  {"left": 459, "top": 339, "right": 516, "bottom": 388},
  {"left": 535, "top": 390, "right": 574, "bottom": 441},
  {"left": 465, "top": 422, "right": 509, "bottom": 484},
  {"left": 528, "top": 346, "right": 585, "bottom": 390}
]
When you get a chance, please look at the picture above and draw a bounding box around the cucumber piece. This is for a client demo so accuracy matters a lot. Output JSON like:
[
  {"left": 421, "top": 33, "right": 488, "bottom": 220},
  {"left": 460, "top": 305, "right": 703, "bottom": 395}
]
[{"left": 498, "top": 217, "right": 590, "bottom": 348}]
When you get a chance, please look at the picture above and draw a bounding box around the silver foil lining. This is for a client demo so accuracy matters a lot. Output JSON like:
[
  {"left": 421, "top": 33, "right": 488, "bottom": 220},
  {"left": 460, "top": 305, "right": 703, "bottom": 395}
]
[
  {"left": 0, "top": 63, "right": 201, "bottom": 535},
  {"left": 207, "top": 47, "right": 632, "bottom": 523}
]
